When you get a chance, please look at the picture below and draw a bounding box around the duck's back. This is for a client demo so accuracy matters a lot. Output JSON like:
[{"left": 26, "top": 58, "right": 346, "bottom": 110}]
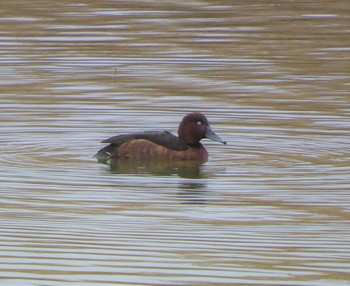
[{"left": 96, "top": 131, "right": 192, "bottom": 162}]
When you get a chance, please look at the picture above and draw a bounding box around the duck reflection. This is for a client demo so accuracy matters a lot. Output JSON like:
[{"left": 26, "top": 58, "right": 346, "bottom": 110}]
[
  {"left": 177, "top": 182, "right": 208, "bottom": 204},
  {"left": 107, "top": 158, "right": 205, "bottom": 178},
  {"left": 100, "top": 158, "right": 215, "bottom": 204}
]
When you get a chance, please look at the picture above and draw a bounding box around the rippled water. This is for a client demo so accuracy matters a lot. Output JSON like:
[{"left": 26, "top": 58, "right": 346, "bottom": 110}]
[{"left": 1, "top": 0, "right": 350, "bottom": 285}]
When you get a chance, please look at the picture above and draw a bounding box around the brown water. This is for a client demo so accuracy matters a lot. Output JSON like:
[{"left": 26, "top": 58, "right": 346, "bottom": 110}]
[{"left": 1, "top": 1, "right": 349, "bottom": 285}]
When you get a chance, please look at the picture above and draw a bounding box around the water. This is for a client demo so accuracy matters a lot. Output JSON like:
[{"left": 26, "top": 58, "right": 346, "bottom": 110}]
[{"left": 0, "top": 0, "right": 349, "bottom": 285}]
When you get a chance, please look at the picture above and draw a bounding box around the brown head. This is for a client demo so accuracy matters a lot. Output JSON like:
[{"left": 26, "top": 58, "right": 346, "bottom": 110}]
[{"left": 177, "top": 113, "right": 226, "bottom": 146}]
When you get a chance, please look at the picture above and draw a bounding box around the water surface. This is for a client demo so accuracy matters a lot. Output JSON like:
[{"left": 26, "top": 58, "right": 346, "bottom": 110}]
[{"left": 0, "top": 0, "right": 349, "bottom": 285}]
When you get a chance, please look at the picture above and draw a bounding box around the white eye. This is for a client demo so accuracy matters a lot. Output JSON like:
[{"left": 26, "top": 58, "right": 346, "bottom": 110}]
[{"left": 196, "top": 121, "right": 202, "bottom": 125}]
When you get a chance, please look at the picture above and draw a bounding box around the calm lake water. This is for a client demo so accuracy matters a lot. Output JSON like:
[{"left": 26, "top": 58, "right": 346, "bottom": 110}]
[{"left": 1, "top": 0, "right": 349, "bottom": 285}]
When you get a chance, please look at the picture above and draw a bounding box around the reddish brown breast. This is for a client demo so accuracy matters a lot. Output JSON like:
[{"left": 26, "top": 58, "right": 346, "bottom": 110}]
[{"left": 116, "top": 139, "right": 208, "bottom": 161}]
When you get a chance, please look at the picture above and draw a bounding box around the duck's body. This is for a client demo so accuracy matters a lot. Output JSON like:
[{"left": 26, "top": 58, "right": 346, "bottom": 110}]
[{"left": 96, "top": 113, "right": 226, "bottom": 162}]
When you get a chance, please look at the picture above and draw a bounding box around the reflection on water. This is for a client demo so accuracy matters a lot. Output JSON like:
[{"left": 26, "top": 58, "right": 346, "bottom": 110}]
[
  {"left": 1, "top": 0, "right": 350, "bottom": 285},
  {"left": 105, "top": 159, "right": 213, "bottom": 205},
  {"left": 108, "top": 158, "right": 205, "bottom": 178},
  {"left": 177, "top": 182, "right": 208, "bottom": 205}
]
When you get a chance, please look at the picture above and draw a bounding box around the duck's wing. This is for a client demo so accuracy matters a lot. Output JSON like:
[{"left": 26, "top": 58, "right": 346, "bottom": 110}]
[{"left": 101, "top": 131, "right": 188, "bottom": 151}]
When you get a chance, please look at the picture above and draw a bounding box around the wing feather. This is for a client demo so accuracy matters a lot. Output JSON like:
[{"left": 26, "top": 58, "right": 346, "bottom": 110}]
[{"left": 101, "top": 131, "right": 188, "bottom": 151}]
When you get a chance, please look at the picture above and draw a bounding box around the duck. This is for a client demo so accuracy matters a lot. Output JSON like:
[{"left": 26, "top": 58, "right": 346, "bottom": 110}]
[{"left": 96, "top": 112, "right": 226, "bottom": 162}]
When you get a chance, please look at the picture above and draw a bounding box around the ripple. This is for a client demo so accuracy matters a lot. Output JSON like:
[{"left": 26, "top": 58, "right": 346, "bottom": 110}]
[{"left": 1, "top": 1, "right": 350, "bottom": 285}]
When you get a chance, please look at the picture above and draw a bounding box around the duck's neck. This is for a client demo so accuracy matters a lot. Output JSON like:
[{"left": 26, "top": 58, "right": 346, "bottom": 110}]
[{"left": 187, "top": 142, "right": 203, "bottom": 148}]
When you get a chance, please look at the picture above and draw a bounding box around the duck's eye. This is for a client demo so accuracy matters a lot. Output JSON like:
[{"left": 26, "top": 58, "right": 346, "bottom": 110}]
[{"left": 196, "top": 121, "right": 202, "bottom": 125}]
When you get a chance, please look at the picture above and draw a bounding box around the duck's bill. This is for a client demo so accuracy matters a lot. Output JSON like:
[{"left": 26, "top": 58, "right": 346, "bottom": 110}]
[{"left": 205, "top": 127, "right": 227, "bottom": 144}]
